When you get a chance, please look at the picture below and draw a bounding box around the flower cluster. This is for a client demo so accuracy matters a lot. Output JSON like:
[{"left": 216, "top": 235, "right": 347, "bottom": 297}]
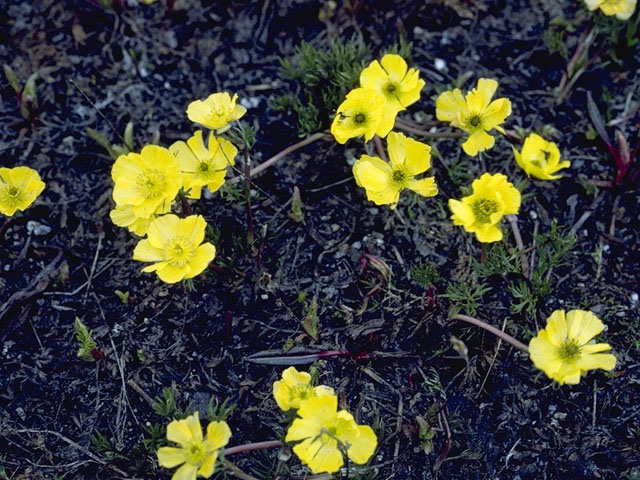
[
  {"left": 273, "top": 367, "right": 377, "bottom": 474},
  {"left": 0, "top": 166, "right": 45, "bottom": 217},
  {"left": 109, "top": 91, "right": 245, "bottom": 283},
  {"left": 331, "top": 54, "right": 425, "bottom": 144},
  {"left": 157, "top": 412, "right": 231, "bottom": 480}
]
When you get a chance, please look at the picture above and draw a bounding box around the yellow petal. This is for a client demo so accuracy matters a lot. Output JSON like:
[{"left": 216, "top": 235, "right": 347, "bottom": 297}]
[
  {"left": 448, "top": 199, "right": 474, "bottom": 226},
  {"left": 197, "top": 452, "right": 218, "bottom": 478},
  {"left": 552, "top": 363, "right": 582, "bottom": 385},
  {"left": 297, "top": 395, "right": 338, "bottom": 427},
  {"left": 186, "top": 130, "right": 209, "bottom": 161},
  {"left": 495, "top": 184, "right": 521, "bottom": 215},
  {"left": 184, "top": 243, "right": 216, "bottom": 279},
  {"left": 313, "top": 385, "right": 335, "bottom": 397},
  {"left": 481, "top": 98, "right": 511, "bottom": 130},
  {"left": 544, "top": 310, "right": 569, "bottom": 347},
  {"left": 406, "top": 177, "right": 437, "bottom": 198},
  {"left": 146, "top": 214, "right": 181, "bottom": 248},
  {"left": 475, "top": 224, "right": 503, "bottom": 243},
  {"left": 566, "top": 310, "right": 605, "bottom": 345},
  {"left": 186, "top": 100, "right": 213, "bottom": 126},
  {"left": 380, "top": 54, "right": 408, "bottom": 84},
  {"left": 352, "top": 155, "right": 392, "bottom": 191},
  {"left": 471, "top": 78, "right": 498, "bottom": 112},
  {"left": 157, "top": 447, "right": 187, "bottom": 468},
  {"left": 167, "top": 418, "right": 194, "bottom": 446},
  {"left": 366, "top": 185, "right": 401, "bottom": 207},
  {"left": 375, "top": 103, "right": 402, "bottom": 138},
  {"left": 385, "top": 131, "right": 406, "bottom": 170},
  {"left": 306, "top": 442, "right": 343, "bottom": 474},
  {"left": 206, "top": 421, "right": 232, "bottom": 451},
  {"left": 157, "top": 264, "right": 191, "bottom": 284},
  {"left": 577, "top": 352, "right": 617, "bottom": 371},
  {"left": 171, "top": 463, "right": 198, "bottom": 480},
  {"left": 346, "top": 425, "right": 377, "bottom": 464},
  {"left": 133, "top": 239, "right": 165, "bottom": 263},
  {"left": 292, "top": 437, "right": 323, "bottom": 469},
  {"left": 282, "top": 366, "right": 311, "bottom": 387},
  {"left": 286, "top": 419, "right": 320, "bottom": 442},
  {"left": 462, "top": 131, "right": 495, "bottom": 156},
  {"left": 180, "top": 215, "right": 207, "bottom": 246},
  {"left": 204, "top": 172, "right": 227, "bottom": 194},
  {"left": 403, "top": 136, "right": 432, "bottom": 176},
  {"left": 529, "top": 330, "right": 562, "bottom": 374},
  {"left": 184, "top": 412, "right": 203, "bottom": 443},
  {"left": 359, "top": 59, "right": 388, "bottom": 91},
  {"left": 435, "top": 89, "right": 468, "bottom": 125}
]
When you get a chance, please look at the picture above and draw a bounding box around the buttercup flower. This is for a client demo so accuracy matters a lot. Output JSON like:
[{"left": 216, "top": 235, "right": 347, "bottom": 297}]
[
  {"left": 186, "top": 92, "right": 247, "bottom": 133},
  {"left": 513, "top": 133, "right": 571, "bottom": 180},
  {"left": 170, "top": 131, "right": 238, "bottom": 199},
  {"left": 529, "top": 309, "right": 617, "bottom": 385},
  {"left": 0, "top": 166, "right": 45, "bottom": 217},
  {"left": 352, "top": 131, "right": 437, "bottom": 209},
  {"left": 436, "top": 78, "right": 511, "bottom": 156},
  {"left": 330, "top": 88, "right": 386, "bottom": 144},
  {"left": 273, "top": 367, "right": 334, "bottom": 411},
  {"left": 448, "top": 173, "right": 520, "bottom": 243},
  {"left": 157, "top": 412, "right": 231, "bottom": 480},
  {"left": 359, "top": 54, "right": 425, "bottom": 137},
  {"left": 286, "top": 395, "right": 377, "bottom": 474},
  {"left": 111, "top": 145, "right": 182, "bottom": 219},
  {"left": 584, "top": 0, "right": 636, "bottom": 20},
  {"left": 109, "top": 202, "right": 170, "bottom": 236},
  {"left": 133, "top": 214, "right": 216, "bottom": 283}
]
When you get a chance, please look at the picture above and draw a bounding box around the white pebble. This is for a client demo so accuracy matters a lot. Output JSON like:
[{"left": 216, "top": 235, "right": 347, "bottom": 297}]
[{"left": 434, "top": 58, "right": 446, "bottom": 71}]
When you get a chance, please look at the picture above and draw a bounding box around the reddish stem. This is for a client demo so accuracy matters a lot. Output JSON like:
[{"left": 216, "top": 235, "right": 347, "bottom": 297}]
[{"left": 225, "top": 440, "right": 283, "bottom": 456}]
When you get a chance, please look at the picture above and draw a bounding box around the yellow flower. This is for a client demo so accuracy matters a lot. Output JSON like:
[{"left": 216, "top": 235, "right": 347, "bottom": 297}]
[
  {"left": 330, "top": 88, "right": 386, "bottom": 144},
  {"left": 448, "top": 173, "right": 520, "bottom": 243},
  {"left": 352, "top": 132, "right": 437, "bottom": 209},
  {"left": 109, "top": 202, "right": 170, "bottom": 236},
  {"left": 111, "top": 145, "right": 182, "bottom": 219},
  {"left": 0, "top": 166, "right": 45, "bottom": 217},
  {"left": 436, "top": 78, "right": 511, "bottom": 156},
  {"left": 286, "top": 395, "right": 377, "bottom": 474},
  {"left": 529, "top": 310, "right": 617, "bottom": 385},
  {"left": 157, "top": 412, "right": 231, "bottom": 480},
  {"left": 273, "top": 367, "right": 335, "bottom": 411},
  {"left": 170, "top": 131, "right": 238, "bottom": 199},
  {"left": 133, "top": 214, "right": 216, "bottom": 284},
  {"left": 513, "top": 133, "right": 571, "bottom": 180},
  {"left": 359, "top": 54, "right": 425, "bottom": 137},
  {"left": 584, "top": 0, "right": 636, "bottom": 20},
  {"left": 186, "top": 92, "right": 247, "bottom": 133}
]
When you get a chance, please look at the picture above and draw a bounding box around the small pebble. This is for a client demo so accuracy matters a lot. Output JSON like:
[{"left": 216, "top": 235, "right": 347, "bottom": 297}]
[
  {"left": 260, "top": 293, "right": 268, "bottom": 300},
  {"left": 529, "top": 210, "right": 537, "bottom": 220},
  {"left": 434, "top": 58, "right": 446, "bottom": 71},
  {"left": 26, "top": 220, "right": 51, "bottom": 236},
  {"left": 631, "top": 293, "right": 639, "bottom": 306}
]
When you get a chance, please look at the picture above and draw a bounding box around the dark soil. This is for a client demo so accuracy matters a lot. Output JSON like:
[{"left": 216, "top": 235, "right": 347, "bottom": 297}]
[{"left": 1, "top": 1, "right": 639, "bottom": 479}]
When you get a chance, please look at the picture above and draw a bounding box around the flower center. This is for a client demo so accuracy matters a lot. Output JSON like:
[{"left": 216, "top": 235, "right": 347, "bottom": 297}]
[
  {"left": 185, "top": 442, "right": 208, "bottom": 464},
  {"left": 392, "top": 170, "right": 405, "bottom": 183},
  {"left": 354, "top": 113, "right": 366, "bottom": 124},
  {"left": 137, "top": 169, "right": 167, "bottom": 199},
  {"left": 468, "top": 115, "right": 482, "bottom": 128},
  {"left": 558, "top": 340, "right": 581, "bottom": 362},
  {"left": 471, "top": 198, "right": 498, "bottom": 224},
  {"left": 290, "top": 384, "right": 314, "bottom": 401},
  {"left": 386, "top": 83, "right": 397, "bottom": 93},
  {"left": 8, "top": 186, "right": 19, "bottom": 197},
  {"left": 165, "top": 237, "right": 196, "bottom": 268},
  {"left": 199, "top": 162, "right": 209, "bottom": 172}
]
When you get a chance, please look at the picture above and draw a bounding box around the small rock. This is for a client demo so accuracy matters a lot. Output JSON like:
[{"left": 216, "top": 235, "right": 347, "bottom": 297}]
[
  {"left": 631, "top": 293, "right": 639, "bottom": 306},
  {"left": 434, "top": 58, "right": 446, "bottom": 71},
  {"left": 26, "top": 220, "right": 51, "bottom": 236}
]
